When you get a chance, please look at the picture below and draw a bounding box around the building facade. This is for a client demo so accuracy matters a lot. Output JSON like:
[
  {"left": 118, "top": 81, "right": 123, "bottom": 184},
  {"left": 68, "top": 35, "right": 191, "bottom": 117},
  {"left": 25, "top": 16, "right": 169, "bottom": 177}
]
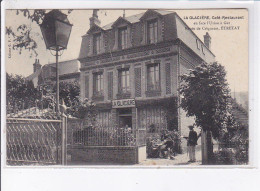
[
  {"left": 78, "top": 10, "right": 215, "bottom": 137},
  {"left": 26, "top": 59, "right": 80, "bottom": 87}
]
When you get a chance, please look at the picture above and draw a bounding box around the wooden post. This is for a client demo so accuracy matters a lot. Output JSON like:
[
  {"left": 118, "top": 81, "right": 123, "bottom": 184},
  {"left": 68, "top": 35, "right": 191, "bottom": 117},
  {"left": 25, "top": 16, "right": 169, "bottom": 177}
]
[
  {"left": 201, "top": 130, "right": 208, "bottom": 164},
  {"left": 201, "top": 130, "right": 213, "bottom": 164},
  {"left": 61, "top": 115, "right": 67, "bottom": 165}
]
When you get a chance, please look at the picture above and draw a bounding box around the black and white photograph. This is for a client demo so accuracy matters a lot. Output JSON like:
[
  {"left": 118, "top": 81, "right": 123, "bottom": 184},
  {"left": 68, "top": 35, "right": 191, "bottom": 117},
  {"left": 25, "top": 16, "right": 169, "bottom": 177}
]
[{"left": 3, "top": 8, "right": 249, "bottom": 167}]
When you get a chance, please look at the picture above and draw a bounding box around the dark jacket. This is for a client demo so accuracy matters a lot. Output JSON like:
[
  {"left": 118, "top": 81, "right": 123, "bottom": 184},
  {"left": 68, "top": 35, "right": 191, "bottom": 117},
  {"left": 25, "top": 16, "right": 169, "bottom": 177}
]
[{"left": 188, "top": 130, "right": 198, "bottom": 146}]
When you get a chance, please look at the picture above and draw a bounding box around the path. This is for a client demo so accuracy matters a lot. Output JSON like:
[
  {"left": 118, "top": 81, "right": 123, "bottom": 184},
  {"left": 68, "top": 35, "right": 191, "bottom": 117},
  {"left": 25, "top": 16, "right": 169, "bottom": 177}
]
[{"left": 136, "top": 145, "right": 202, "bottom": 166}]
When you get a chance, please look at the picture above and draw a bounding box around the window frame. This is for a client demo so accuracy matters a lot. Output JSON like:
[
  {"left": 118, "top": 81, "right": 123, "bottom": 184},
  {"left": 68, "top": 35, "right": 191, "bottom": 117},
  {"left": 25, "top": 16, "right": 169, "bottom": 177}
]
[
  {"left": 147, "top": 19, "right": 158, "bottom": 44},
  {"left": 118, "top": 68, "right": 130, "bottom": 94},
  {"left": 118, "top": 26, "right": 128, "bottom": 50},
  {"left": 93, "top": 72, "right": 104, "bottom": 96},
  {"left": 93, "top": 32, "right": 102, "bottom": 55},
  {"left": 146, "top": 63, "right": 161, "bottom": 91}
]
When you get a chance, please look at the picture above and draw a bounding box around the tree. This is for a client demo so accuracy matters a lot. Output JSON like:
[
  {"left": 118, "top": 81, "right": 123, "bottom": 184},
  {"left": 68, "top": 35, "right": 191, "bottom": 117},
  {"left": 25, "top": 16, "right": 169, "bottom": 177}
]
[
  {"left": 57, "top": 81, "right": 80, "bottom": 107},
  {"left": 179, "top": 62, "right": 231, "bottom": 163},
  {"left": 40, "top": 81, "right": 80, "bottom": 109},
  {"left": 6, "top": 9, "right": 72, "bottom": 57},
  {"left": 67, "top": 98, "right": 98, "bottom": 125},
  {"left": 6, "top": 73, "right": 40, "bottom": 113}
]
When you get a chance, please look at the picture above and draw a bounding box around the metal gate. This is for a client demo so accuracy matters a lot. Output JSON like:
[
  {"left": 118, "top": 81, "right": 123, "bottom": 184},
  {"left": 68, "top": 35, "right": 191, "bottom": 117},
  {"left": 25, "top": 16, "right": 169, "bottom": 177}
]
[{"left": 6, "top": 118, "right": 62, "bottom": 165}]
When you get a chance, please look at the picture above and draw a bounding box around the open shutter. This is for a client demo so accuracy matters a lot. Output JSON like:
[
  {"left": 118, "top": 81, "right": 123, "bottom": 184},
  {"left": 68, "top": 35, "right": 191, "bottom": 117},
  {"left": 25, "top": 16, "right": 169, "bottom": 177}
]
[
  {"left": 135, "top": 67, "right": 142, "bottom": 97},
  {"left": 85, "top": 75, "right": 89, "bottom": 98},
  {"left": 165, "top": 63, "right": 171, "bottom": 94},
  {"left": 107, "top": 71, "right": 113, "bottom": 100}
]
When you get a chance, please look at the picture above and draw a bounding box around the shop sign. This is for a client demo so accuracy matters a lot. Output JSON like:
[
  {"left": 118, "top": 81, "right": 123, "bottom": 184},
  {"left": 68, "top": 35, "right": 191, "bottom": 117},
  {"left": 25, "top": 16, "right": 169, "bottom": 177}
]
[{"left": 112, "top": 99, "right": 135, "bottom": 108}]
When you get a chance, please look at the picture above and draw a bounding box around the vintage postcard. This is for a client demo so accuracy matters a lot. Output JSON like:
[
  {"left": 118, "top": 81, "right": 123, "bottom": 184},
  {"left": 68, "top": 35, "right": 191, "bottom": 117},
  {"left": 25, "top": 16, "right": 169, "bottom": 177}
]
[{"left": 4, "top": 8, "right": 248, "bottom": 167}]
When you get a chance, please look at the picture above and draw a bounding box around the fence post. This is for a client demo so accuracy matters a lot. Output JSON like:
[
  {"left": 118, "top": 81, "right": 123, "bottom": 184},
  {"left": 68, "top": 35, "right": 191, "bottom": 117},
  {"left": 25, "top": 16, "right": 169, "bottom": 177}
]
[{"left": 61, "top": 114, "right": 67, "bottom": 165}]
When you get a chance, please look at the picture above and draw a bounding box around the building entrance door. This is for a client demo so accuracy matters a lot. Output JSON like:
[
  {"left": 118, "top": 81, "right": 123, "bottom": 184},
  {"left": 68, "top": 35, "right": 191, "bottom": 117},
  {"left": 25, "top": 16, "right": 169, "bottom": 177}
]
[{"left": 118, "top": 108, "right": 132, "bottom": 128}]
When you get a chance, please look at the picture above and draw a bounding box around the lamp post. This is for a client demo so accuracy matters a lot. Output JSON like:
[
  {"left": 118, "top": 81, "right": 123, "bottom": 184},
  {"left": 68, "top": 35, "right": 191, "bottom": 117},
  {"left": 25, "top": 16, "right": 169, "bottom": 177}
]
[{"left": 40, "top": 10, "right": 72, "bottom": 114}]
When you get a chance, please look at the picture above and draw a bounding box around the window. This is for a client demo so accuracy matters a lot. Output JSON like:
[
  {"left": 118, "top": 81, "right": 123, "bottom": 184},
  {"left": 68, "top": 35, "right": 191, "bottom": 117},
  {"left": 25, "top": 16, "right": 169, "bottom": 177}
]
[
  {"left": 196, "top": 39, "right": 200, "bottom": 50},
  {"left": 147, "top": 64, "right": 160, "bottom": 91},
  {"left": 147, "top": 19, "right": 158, "bottom": 44},
  {"left": 118, "top": 27, "right": 128, "bottom": 50},
  {"left": 93, "top": 73, "right": 103, "bottom": 96},
  {"left": 118, "top": 69, "right": 130, "bottom": 93},
  {"left": 93, "top": 33, "right": 101, "bottom": 54}
]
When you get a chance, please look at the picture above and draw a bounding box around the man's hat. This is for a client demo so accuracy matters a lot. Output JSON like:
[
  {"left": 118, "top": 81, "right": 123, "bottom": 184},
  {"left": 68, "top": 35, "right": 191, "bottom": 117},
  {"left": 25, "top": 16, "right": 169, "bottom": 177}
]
[{"left": 188, "top": 125, "right": 194, "bottom": 129}]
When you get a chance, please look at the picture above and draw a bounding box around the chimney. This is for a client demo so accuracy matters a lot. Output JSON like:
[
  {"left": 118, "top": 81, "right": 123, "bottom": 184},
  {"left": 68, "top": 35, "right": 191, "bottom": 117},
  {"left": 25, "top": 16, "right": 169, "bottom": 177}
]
[
  {"left": 89, "top": 9, "right": 100, "bottom": 28},
  {"left": 33, "top": 59, "right": 42, "bottom": 73},
  {"left": 123, "top": 10, "right": 125, "bottom": 18},
  {"left": 204, "top": 32, "right": 211, "bottom": 50}
]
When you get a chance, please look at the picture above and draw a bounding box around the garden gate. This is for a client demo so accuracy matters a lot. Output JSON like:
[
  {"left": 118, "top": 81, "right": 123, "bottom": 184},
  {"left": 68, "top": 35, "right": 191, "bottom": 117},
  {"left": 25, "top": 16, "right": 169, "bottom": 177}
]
[{"left": 6, "top": 118, "right": 64, "bottom": 165}]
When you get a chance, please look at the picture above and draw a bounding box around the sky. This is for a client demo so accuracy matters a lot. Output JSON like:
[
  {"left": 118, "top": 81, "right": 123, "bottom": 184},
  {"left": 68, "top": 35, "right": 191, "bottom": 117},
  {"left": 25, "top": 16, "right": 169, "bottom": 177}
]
[{"left": 5, "top": 9, "right": 248, "bottom": 92}]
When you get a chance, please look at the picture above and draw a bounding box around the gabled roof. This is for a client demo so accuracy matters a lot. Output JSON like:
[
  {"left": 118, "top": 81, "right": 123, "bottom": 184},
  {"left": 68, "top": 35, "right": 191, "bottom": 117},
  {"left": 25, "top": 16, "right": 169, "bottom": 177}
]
[
  {"left": 111, "top": 16, "right": 131, "bottom": 28},
  {"left": 81, "top": 10, "right": 175, "bottom": 33},
  {"left": 25, "top": 69, "right": 42, "bottom": 81},
  {"left": 140, "top": 9, "right": 164, "bottom": 20},
  {"left": 101, "top": 10, "right": 174, "bottom": 30},
  {"left": 86, "top": 23, "right": 104, "bottom": 35},
  {"left": 102, "top": 12, "right": 144, "bottom": 30},
  {"left": 44, "top": 59, "right": 80, "bottom": 76}
]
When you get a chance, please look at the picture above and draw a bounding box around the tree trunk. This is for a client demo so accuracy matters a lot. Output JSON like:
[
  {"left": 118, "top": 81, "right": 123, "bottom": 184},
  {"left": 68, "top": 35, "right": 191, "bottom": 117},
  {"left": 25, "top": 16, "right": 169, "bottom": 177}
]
[{"left": 201, "top": 130, "right": 213, "bottom": 164}]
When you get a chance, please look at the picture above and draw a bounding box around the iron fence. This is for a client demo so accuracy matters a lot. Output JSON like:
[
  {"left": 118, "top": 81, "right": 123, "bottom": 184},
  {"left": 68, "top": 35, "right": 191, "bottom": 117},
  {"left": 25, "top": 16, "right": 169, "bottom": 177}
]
[
  {"left": 67, "top": 118, "right": 146, "bottom": 147},
  {"left": 6, "top": 118, "right": 62, "bottom": 165}
]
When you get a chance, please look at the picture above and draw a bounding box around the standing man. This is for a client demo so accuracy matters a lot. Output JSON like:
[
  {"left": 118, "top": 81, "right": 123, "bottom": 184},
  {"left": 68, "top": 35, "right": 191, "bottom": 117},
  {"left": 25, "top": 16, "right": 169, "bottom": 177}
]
[{"left": 187, "top": 125, "right": 198, "bottom": 162}]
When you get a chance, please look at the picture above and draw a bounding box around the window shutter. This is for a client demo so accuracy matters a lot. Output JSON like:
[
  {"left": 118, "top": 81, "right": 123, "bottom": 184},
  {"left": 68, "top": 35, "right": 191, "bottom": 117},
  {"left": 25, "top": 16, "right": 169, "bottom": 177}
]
[
  {"left": 107, "top": 71, "right": 113, "bottom": 100},
  {"left": 135, "top": 67, "right": 142, "bottom": 97},
  {"left": 165, "top": 63, "right": 171, "bottom": 94},
  {"left": 85, "top": 75, "right": 89, "bottom": 98}
]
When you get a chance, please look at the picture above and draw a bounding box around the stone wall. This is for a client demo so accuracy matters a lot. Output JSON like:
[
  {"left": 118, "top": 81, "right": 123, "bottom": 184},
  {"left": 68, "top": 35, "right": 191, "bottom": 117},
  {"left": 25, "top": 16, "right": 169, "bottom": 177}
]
[{"left": 68, "top": 146, "right": 146, "bottom": 165}]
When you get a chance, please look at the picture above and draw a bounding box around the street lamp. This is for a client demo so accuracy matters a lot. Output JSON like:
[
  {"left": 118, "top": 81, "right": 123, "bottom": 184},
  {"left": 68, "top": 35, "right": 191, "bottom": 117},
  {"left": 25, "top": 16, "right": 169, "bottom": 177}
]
[{"left": 40, "top": 10, "right": 72, "bottom": 113}]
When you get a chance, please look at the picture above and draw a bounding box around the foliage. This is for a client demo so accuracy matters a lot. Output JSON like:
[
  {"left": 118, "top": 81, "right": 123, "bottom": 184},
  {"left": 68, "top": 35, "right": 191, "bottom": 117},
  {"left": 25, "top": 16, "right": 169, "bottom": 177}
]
[
  {"left": 67, "top": 98, "right": 98, "bottom": 126},
  {"left": 6, "top": 73, "right": 40, "bottom": 113},
  {"left": 212, "top": 149, "right": 235, "bottom": 165},
  {"left": 216, "top": 122, "right": 249, "bottom": 164},
  {"left": 38, "top": 81, "right": 80, "bottom": 110},
  {"left": 56, "top": 81, "right": 80, "bottom": 107},
  {"left": 6, "top": 24, "right": 39, "bottom": 57},
  {"left": 5, "top": 9, "right": 72, "bottom": 57},
  {"left": 179, "top": 62, "right": 231, "bottom": 139}
]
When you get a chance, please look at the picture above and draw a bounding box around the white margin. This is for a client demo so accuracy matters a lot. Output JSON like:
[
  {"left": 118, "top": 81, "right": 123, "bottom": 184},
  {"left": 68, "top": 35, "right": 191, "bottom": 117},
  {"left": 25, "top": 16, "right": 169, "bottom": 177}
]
[{"left": 1, "top": 1, "right": 260, "bottom": 191}]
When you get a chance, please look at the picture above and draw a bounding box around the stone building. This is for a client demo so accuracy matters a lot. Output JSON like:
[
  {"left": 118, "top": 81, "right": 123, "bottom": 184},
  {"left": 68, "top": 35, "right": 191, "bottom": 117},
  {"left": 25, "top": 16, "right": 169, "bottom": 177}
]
[
  {"left": 78, "top": 10, "right": 215, "bottom": 141},
  {"left": 26, "top": 59, "right": 80, "bottom": 87}
]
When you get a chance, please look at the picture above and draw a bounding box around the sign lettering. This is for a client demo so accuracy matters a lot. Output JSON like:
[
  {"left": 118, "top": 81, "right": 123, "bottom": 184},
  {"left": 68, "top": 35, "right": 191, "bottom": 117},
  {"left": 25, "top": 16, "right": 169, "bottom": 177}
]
[
  {"left": 84, "top": 47, "right": 171, "bottom": 66},
  {"left": 112, "top": 99, "right": 135, "bottom": 108}
]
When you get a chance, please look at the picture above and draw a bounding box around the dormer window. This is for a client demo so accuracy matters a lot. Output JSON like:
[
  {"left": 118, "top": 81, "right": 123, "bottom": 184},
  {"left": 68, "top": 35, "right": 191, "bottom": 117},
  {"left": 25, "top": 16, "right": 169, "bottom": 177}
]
[
  {"left": 118, "top": 27, "right": 128, "bottom": 50},
  {"left": 93, "top": 33, "right": 101, "bottom": 55},
  {"left": 147, "top": 19, "right": 158, "bottom": 44}
]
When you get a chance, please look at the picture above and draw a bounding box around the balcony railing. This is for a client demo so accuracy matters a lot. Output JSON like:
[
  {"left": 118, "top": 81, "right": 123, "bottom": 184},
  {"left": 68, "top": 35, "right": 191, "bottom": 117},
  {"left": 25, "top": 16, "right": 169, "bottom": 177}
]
[
  {"left": 116, "top": 91, "right": 131, "bottom": 99},
  {"left": 92, "top": 91, "right": 104, "bottom": 101}
]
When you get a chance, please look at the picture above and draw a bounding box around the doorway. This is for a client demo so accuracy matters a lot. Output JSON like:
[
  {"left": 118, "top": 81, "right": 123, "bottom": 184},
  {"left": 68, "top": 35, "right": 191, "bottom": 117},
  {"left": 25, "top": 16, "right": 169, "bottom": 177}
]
[{"left": 118, "top": 108, "right": 132, "bottom": 128}]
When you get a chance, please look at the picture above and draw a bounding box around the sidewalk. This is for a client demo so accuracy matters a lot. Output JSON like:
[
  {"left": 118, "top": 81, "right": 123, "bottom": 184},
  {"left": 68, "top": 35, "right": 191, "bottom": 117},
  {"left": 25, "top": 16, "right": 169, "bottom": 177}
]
[{"left": 136, "top": 145, "right": 202, "bottom": 166}]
